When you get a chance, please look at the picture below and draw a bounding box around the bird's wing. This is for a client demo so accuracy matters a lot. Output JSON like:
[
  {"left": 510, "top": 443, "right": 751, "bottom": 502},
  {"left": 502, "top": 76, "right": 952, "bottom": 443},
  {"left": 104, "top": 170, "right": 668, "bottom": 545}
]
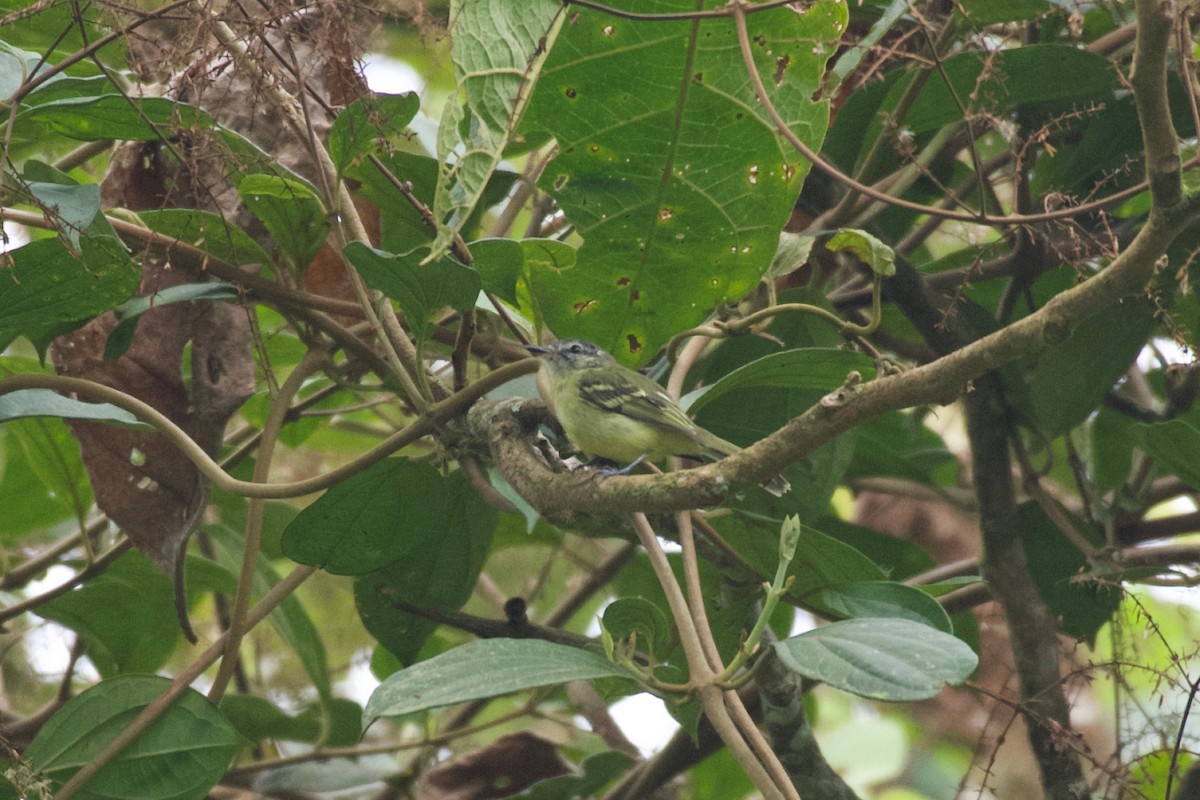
[{"left": 577, "top": 374, "right": 698, "bottom": 435}]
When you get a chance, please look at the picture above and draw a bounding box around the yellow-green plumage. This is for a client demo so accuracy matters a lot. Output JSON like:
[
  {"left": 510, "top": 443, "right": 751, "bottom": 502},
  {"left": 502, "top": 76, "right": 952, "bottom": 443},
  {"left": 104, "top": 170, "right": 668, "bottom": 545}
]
[{"left": 527, "top": 340, "right": 789, "bottom": 496}]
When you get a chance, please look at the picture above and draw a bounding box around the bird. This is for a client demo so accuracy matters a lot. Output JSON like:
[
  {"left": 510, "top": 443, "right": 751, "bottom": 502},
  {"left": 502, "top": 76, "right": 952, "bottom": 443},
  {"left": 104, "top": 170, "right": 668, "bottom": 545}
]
[{"left": 526, "top": 339, "right": 790, "bottom": 496}]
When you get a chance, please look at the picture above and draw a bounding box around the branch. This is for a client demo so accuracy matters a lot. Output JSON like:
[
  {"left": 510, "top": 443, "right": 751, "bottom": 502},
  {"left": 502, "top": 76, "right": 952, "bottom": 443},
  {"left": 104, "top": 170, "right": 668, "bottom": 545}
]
[
  {"left": 490, "top": 203, "right": 1190, "bottom": 516},
  {"left": 1132, "top": 0, "right": 1182, "bottom": 208},
  {"left": 0, "top": 360, "right": 534, "bottom": 500}
]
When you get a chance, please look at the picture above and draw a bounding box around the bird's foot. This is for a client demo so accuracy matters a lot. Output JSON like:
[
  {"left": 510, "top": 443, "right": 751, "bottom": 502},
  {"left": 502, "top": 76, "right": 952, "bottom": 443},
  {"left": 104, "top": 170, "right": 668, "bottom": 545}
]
[{"left": 589, "top": 453, "right": 649, "bottom": 477}]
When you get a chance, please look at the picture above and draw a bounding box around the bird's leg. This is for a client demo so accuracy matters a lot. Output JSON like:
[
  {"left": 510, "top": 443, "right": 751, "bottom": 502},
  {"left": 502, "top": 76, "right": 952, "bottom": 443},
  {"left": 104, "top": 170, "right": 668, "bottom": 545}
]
[{"left": 590, "top": 453, "right": 649, "bottom": 476}]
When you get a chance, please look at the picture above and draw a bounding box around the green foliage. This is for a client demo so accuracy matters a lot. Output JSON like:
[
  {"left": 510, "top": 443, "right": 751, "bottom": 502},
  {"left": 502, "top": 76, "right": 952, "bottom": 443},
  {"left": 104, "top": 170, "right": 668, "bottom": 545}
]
[
  {"left": 520, "top": 0, "right": 845, "bottom": 363},
  {"left": 2, "top": 1, "right": 1198, "bottom": 797},
  {"left": 363, "top": 638, "right": 636, "bottom": 728},
  {"left": 23, "top": 675, "right": 243, "bottom": 799},
  {"left": 773, "top": 618, "right": 978, "bottom": 702},
  {"left": 343, "top": 242, "right": 481, "bottom": 341}
]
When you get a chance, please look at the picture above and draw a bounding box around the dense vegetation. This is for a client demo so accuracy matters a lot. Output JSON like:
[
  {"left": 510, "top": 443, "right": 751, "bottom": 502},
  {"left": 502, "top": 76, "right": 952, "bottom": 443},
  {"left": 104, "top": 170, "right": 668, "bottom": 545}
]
[{"left": 2, "top": 0, "right": 1199, "bottom": 797}]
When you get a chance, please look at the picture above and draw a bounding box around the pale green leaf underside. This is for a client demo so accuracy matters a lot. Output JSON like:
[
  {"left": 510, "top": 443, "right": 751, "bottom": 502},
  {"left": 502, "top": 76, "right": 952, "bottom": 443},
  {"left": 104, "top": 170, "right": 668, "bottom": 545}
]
[
  {"left": 432, "top": 0, "right": 565, "bottom": 259},
  {"left": 364, "top": 638, "right": 635, "bottom": 728},
  {"left": 773, "top": 618, "right": 977, "bottom": 701}
]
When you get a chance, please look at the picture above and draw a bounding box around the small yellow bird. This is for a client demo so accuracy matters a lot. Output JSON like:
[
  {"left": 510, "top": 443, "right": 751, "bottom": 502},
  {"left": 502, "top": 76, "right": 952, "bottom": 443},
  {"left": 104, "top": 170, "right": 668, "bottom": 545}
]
[{"left": 527, "top": 339, "right": 790, "bottom": 496}]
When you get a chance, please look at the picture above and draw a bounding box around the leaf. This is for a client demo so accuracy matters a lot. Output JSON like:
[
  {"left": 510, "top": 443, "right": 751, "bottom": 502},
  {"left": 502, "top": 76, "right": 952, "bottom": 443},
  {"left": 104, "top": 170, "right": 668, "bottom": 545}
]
[
  {"left": 219, "top": 695, "right": 361, "bottom": 746},
  {"left": 817, "top": 580, "right": 953, "bottom": 633},
  {"left": 685, "top": 348, "right": 877, "bottom": 416},
  {"left": 1129, "top": 418, "right": 1200, "bottom": 489},
  {"left": 472, "top": 237, "right": 582, "bottom": 324},
  {"left": 23, "top": 674, "right": 243, "bottom": 800},
  {"left": 765, "top": 232, "right": 815, "bottom": 282},
  {"left": 363, "top": 638, "right": 635, "bottom": 729},
  {"left": 844, "top": 410, "right": 958, "bottom": 486},
  {"left": 430, "top": 0, "right": 565, "bottom": 258},
  {"left": 25, "top": 181, "right": 100, "bottom": 252},
  {"left": 1090, "top": 406, "right": 1136, "bottom": 494},
  {"left": 830, "top": 0, "right": 907, "bottom": 85},
  {"left": 772, "top": 618, "right": 977, "bottom": 701},
  {"left": 37, "top": 551, "right": 186, "bottom": 677},
  {"left": 136, "top": 209, "right": 273, "bottom": 268},
  {"left": 0, "top": 389, "right": 148, "bottom": 428},
  {"left": 236, "top": 174, "right": 329, "bottom": 270},
  {"left": 0, "top": 237, "right": 140, "bottom": 352},
  {"left": 16, "top": 95, "right": 213, "bottom": 141},
  {"left": 2, "top": 415, "right": 93, "bottom": 533},
  {"left": 1019, "top": 297, "right": 1155, "bottom": 438},
  {"left": 1016, "top": 502, "right": 1121, "bottom": 644},
  {"left": 602, "top": 597, "right": 675, "bottom": 659},
  {"left": 281, "top": 459, "right": 456, "bottom": 576},
  {"left": 349, "top": 150, "right": 519, "bottom": 255},
  {"left": 105, "top": 283, "right": 240, "bottom": 361},
  {"left": 328, "top": 92, "right": 421, "bottom": 175},
  {"left": 0, "top": 425, "right": 79, "bottom": 540},
  {"left": 826, "top": 229, "right": 896, "bottom": 277},
  {"left": 353, "top": 469, "right": 496, "bottom": 663},
  {"left": 342, "top": 242, "right": 481, "bottom": 341},
  {"left": 520, "top": 0, "right": 845, "bottom": 363}
]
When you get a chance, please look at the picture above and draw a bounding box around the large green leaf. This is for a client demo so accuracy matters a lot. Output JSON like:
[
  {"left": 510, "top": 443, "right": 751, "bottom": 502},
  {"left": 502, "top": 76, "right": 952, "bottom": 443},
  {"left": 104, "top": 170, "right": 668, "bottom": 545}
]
[
  {"left": 0, "top": 237, "right": 140, "bottom": 351},
  {"left": 281, "top": 459, "right": 450, "bottom": 575},
  {"left": 349, "top": 150, "right": 519, "bottom": 256},
  {"left": 363, "top": 638, "right": 635, "bottom": 729},
  {"left": 343, "top": 242, "right": 481, "bottom": 341},
  {"left": 25, "top": 181, "right": 99, "bottom": 251},
  {"left": 3, "top": 415, "right": 93, "bottom": 531},
  {"left": 0, "top": 389, "right": 147, "bottom": 428},
  {"left": 688, "top": 348, "right": 873, "bottom": 517},
  {"left": 23, "top": 675, "right": 243, "bottom": 800},
  {"left": 902, "top": 45, "right": 1117, "bottom": 135},
  {"left": 773, "top": 618, "right": 977, "bottom": 701},
  {"left": 218, "top": 695, "right": 361, "bottom": 747},
  {"left": 520, "top": 0, "right": 845, "bottom": 363},
  {"left": 328, "top": 92, "right": 421, "bottom": 175},
  {"left": 1024, "top": 298, "right": 1155, "bottom": 438},
  {"left": 817, "top": 580, "right": 953, "bottom": 633},
  {"left": 136, "top": 209, "right": 273, "bottom": 269},
  {"left": 205, "top": 524, "right": 333, "bottom": 704},
  {"left": 715, "top": 514, "right": 886, "bottom": 611},
  {"left": 237, "top": 174, "right": 329, "bottom": 271},
  {"left": 37, "top": 552, "right": 185, "bottom": 677},
  {"left": 685, "top": 348, "right": 877, "bottom": 416},
  {"left": 353, "top": 469, "right": 496, "bottom": 664},
  {"left": 16, "top": 95, "right": 212, "bottom": 141},
  {"left": 1016, "top": 502, "right": 1120, "bottom": 644}
]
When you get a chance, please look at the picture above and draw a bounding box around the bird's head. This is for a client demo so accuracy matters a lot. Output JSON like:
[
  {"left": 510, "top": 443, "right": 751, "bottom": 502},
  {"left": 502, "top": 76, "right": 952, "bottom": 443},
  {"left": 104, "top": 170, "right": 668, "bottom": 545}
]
[{"left": 526, "top": 339, "right": 617, "bottom": 374}]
